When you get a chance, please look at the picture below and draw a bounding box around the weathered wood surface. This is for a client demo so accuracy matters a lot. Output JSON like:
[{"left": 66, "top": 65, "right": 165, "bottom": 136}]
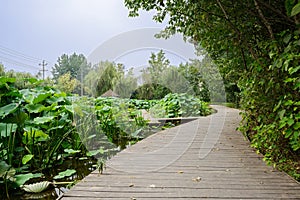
[{"left": 62, "top": 105, "right": 300, "bottom": 200}]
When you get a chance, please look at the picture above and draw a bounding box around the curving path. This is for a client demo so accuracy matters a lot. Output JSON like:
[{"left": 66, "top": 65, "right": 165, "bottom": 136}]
[{"left": 62, "top": 105, "right": 300, "bottom": 200}]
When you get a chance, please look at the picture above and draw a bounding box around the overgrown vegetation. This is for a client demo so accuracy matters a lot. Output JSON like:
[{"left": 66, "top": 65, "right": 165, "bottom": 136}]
[
  {"left": 124, "top": 0, "right": 300, "bottom": 180},
  {"left": 0, "top": 77, "right": 91, "bottom": 198}
]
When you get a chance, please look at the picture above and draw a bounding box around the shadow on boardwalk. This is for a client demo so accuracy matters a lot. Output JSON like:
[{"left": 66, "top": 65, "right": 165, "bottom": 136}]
[{"left": 62, "top": 105, "right": 300, "bottom": 200}]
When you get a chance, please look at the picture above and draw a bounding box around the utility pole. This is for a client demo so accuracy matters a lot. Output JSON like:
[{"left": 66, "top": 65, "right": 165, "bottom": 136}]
[
  {"left": 39, "top": 60, "right": 48, "bottom": 80},
  {"left": 80, "top": 67, "right": 84, "bottom": 96}
]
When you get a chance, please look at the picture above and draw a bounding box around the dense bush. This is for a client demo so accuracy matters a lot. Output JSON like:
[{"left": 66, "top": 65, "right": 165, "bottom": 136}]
[
  {"left": 239, "top": 31, "right": 300, "bottom": 179},
  {"left": 150, "top": 93, "right": 212, "bottom": 118},
  {"left": 95, "top": 97, "right": 148, "bottom": 149}
]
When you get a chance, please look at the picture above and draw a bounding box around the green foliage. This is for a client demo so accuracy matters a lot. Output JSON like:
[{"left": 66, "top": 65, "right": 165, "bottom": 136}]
[
  {"left": 178, "top": 62, "right": 210, "bottom": 102},
  {"left": 95, "top": 62, "right": 118, "bottom": 96},
  {"left": 84, "top": 51, "right": 211, "bottom": 100},
  {"left": 128, "top": 99, "right": 157, "bottom": 110},
  {"left": 0, "top": 70, "right": 43, "bottom": 90},
  {"left": 0, "top": 77, "right": 89, "bottom": 196},
  {"left": 84, "top": 61, "right": 129, "bottom": 97},
  {"left": 240, "top": 31, "right": 300, "bottom": 176},
  {"left": 53, "top": 169, "right": 76, "bottom": 179},
  {"left": 147, "top": 50, "right": 170, "bottom": 83},
  {"left": 291, "top": 2, "right": 300, "bottom": 16},
  {"left": 131, "top": 83, "right": 172, "bottom": 100},
  {"left": 52, "top": 53, "right": 91, "bottom": 81},
  {"left": 56, "top": 72, "right": 79, "bottom": 93},
  {"left": 95, "top": 97, "right": 148, "bottom": 149},
  {"left": 151, "top": 93, "right": 211, "bottom": 118},
  {"left": 15, "top": 173, "right": 43, "bottom": 186}
]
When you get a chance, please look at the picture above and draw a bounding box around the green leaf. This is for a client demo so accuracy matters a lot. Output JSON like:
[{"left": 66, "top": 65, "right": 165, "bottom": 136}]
[
  {"left": 25, "top": 78, "right": 40, "bottom": 84},
  {"left": 0, "top": 161, "right": 11, "bottom": 178},
  {"left": 64, "top": 105, "right": 74, "bottom": 113},
  {"left": 0, "top": 161, "right": 16, "bottom": 181},
  {"left": 291, "top": 3, "right": 300, "bottom": 16},
  {"left": 0, "top": 123, "right": 17, "bottom": 137},
  {"left": 53, "top": 169, "right": 76, "bottom": 179},
  {"left": 286, "top": 0, "right": 296, "bottom": 16},
  {"left": 283, "top": 33, "right": 292, "bottom": 44},
  {"left": 15, "top": 173, "right": 43, "bottom": 186},
  {"left": 0, "top": 103, "right": 19, "bottom": 119},
  {"left": 10, "top": 111, "right": 28, "bottom": 124},
  {"left": 0, "top": 77, "right": 16, "bottom": 85},
  {"left": 64, "top": 149, "right": 81, "bottom": 154},
  {"left": 288, "top": 66, "right": 300, "bottom": 75},
  {"left": 293, "top": 122, "right": 300, "bottom": 130},
  {"left": 284, "top": 100, "right": 294, "bottom": 106},
  {"left": 46, "top": 96, "right": 65, "bottom": 104},
  {"left": 284, "top": 77, "right": 295, "bottom": 83},
  {"left": 23, "top": 129, "right": 49, "bottom": 143},
  {"left": 273, "top": 100, "right": 282, "bottom": 112},
  {"left": 287, "top": 118, "right": 295, "bottom": 126},
  {"left": 86, "top": 148, "right": 105, "bottom": 157},
  {"left": 278, "top": 109, "right": 286, "bottom": 120},
  {"left": 33, "top": 116, "right": 55, "bottom": 124},
  {"left": 33, "top": 92, "right": 52, "bottom": 104},
  {"left": 20, "top": 89, "right": 35, "bottom": 104},
  {"left": 22, "top": 154, "right": 34, "bottom": 164},
  {"left": 25, "top": 104, "right": 45, "bottom": 113},
  {"left": 284, "top": 129, "right": 293, "bottom": 138}
]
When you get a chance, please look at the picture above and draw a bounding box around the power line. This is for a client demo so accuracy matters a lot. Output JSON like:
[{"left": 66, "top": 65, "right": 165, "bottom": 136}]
[
  {"left": 0, "top": 49, "right": 40, "bottom": 64},
  {"left": 0, "top": 45, "right": 42, "bottom": 63},
  {"left": 0, "top": 44, "right": 53, "bottom": 77},
  {"left": 0, "top": 55, "right": 40, "bottom": 70}
]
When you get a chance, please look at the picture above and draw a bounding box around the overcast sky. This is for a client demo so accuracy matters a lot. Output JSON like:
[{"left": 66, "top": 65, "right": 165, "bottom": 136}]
[{"left": 0, "top": 1, "right": 197, "bottom": 76}]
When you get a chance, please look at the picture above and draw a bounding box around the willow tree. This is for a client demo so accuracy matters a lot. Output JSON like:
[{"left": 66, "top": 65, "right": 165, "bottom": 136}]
[{"left": 124, "top": 0, "right": 300, "bottom": 179}]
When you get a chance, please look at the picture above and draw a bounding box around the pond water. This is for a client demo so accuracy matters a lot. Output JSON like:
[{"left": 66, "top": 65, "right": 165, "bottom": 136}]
[
  {"left": 7, "top": 155, "right": 111, "bottom": 200},
  {"left": 8, "top": 150, "right": 125, "bottom": 200}
]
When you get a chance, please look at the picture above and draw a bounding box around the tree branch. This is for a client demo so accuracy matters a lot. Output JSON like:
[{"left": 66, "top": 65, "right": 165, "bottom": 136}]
[
  {"left": 253, "top": 0, "right": 275, "bottom": 40},
  {"left": 256, "top": 0, "right": 295, "bottom": 24},
  {"left": 215, "top": 0, "right": 261, "bottom": 66}
]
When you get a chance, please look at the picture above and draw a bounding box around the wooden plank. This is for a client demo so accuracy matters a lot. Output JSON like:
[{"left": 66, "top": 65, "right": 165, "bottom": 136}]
[{"left": 61, "top": 105, "right": 300, "bottom": 200}]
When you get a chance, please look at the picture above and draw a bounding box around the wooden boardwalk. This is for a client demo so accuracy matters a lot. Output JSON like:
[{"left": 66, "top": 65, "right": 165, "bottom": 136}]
[{"left": 62, "top": 105, "right": 300, "bottom": 200}]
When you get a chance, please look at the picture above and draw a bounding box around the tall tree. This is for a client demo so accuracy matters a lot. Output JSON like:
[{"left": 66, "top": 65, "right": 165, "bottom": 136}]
[
  {"left": 52, "top": 53, "right": 91, "bottom": 82},
  {"left": 137, "top": 50, "right": 172, "bottom": 99},
  {"left": 147, "top": 50, "right": 170, "bottom": 84}
]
